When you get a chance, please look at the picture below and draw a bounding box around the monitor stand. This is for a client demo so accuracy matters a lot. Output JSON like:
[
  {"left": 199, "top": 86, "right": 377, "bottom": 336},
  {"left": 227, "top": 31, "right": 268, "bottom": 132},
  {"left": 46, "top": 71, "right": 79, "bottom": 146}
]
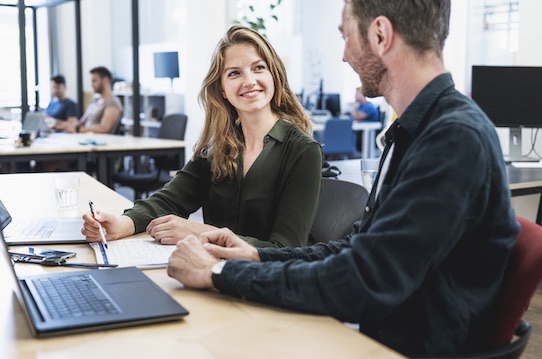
[{"left": 504, "top": 128, "right": 539, "bottom": 163}]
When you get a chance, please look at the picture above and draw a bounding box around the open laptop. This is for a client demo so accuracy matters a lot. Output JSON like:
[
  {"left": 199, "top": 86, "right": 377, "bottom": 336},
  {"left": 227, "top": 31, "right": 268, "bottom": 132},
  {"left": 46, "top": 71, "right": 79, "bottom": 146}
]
[
  {"left": 0, "top": 227, "right": 188, "bottom": 337},
  {"left": 0, "top": 199, "right": 86, "bottom": 245},
  {"left": 22, "top": 112, "right": 48, "bottom": 139}
]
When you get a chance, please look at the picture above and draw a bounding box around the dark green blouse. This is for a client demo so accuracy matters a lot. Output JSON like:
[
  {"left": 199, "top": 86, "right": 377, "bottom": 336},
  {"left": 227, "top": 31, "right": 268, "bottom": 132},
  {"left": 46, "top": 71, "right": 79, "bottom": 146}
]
[{"left": 123, "top": 119, "right": 323, "bottom": 247}]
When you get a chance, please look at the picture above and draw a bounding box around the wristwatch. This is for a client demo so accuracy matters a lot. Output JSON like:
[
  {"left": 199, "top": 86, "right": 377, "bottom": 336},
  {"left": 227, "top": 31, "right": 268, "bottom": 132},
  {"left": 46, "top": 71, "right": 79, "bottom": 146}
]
[{"left": 211, "top": 259, "right": 227, "bottom": 290}]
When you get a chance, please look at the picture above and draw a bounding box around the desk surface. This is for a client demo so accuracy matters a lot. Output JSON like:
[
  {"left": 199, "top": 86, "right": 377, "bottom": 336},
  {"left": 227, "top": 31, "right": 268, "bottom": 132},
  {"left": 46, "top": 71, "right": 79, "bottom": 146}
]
[
  {"left": 330, "top": 159, "right": 542, "bottom": 190},
  {"left": 0, "top": 133, "right": 185, "bottom": 155},
  {"left": 0, "top": 172, "right": 403, "bottom": 359},
  {"left": 312, "top": 119, "right": 382, "bottom": 132}
]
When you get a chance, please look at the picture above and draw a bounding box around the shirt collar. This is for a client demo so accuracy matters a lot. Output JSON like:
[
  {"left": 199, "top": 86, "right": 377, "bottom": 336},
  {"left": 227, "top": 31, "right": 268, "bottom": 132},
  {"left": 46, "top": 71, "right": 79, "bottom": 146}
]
[
  {"left": 394, "top": 72, "right": 455, "bottom": 136},
  {"left": 266, "top": 118, "right": 289, "bottom": 143}
]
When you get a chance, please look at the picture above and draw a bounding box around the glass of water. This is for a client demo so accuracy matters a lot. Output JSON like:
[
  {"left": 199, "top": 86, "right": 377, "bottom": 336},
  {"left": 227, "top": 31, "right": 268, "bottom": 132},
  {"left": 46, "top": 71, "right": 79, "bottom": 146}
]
[
  {"left": 361, "top": 158, "right": 380, "bottom": 192},
  {"left": 54, "top": 175, "right": 80, "bottom": 208}
]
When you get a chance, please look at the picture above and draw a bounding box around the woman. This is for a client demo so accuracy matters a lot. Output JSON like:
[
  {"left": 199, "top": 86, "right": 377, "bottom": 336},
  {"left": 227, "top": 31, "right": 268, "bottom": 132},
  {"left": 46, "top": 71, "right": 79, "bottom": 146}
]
[{"left": 82, "top": 25, "right": 323, "bottom": 248}]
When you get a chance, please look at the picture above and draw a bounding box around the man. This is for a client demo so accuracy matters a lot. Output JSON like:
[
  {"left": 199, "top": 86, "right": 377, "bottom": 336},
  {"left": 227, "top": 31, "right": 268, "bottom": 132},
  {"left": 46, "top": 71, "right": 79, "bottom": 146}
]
[
  {"left": 69, "top": 66, "right": 122, "bottom": 134},
  {"left": 351, "top": 86, "right": 378, "bottom": 122},
  {"left": 167, "top": 1, "right": 519, "bottom": 356},
  {"left": 44, "top": 74, "right": 78, "bottom": 131}
]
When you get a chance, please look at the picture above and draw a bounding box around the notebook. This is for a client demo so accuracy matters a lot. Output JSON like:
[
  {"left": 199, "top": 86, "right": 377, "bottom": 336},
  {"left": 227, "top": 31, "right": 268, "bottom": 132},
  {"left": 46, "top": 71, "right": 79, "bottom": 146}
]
[
  {"left": 90, "top": 238, "right": 176, "bottom": 269},
  {"left": 0, "top": 226, "right": 188, "bottom": 337},
  {"left": 0, "top": 199, "right": 86, "bottom": 245}
]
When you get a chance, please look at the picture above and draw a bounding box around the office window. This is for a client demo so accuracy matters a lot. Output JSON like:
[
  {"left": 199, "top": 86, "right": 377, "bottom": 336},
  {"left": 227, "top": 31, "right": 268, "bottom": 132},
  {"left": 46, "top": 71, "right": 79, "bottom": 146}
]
[
  {"left": 0, "top": 6, "right": 23, "bottom": 108},
  {"left": 0, "top": 2, "right": 51, "bottom": 111}
]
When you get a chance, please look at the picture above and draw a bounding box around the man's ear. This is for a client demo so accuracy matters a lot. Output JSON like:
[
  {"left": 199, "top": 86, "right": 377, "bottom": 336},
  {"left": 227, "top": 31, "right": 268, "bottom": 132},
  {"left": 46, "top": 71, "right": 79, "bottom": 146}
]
[{"left": 370, "top": 16, "right": 394, "bottom": 57}]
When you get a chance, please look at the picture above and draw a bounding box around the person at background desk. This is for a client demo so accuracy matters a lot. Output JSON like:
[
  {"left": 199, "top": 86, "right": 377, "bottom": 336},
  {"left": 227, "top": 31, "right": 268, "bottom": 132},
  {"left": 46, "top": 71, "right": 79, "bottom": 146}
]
[
  {"left": 351, "top": 86, "right": 378, "bottom": 122},
  {"left": 44, "top": 74, "right": 78, "bottom": 132},
  {"left": 67, "top": 66, "right": 122, "bottom": 134},
  {"left": 81, "top": 26, "right": 322, "bottom": 248},
  {"left": 166, "top": 1, "right": 518, "bottom": 357}
]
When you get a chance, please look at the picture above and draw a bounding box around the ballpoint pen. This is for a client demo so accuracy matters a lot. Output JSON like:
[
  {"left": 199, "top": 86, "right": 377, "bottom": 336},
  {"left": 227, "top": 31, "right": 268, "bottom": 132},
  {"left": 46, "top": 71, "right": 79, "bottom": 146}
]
[{"left": 89, "top": 200, "right": 108, "bottom": 249}]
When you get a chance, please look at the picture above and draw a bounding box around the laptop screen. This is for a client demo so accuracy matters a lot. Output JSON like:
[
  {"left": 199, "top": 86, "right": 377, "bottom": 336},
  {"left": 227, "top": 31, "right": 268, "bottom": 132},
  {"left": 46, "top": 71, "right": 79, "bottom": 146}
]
[
  {"left": 0, "top": 224, "right": 38, "bottom": 336},
  {"left": 0, "top": 199, "right": 13, "bottom": 231}
]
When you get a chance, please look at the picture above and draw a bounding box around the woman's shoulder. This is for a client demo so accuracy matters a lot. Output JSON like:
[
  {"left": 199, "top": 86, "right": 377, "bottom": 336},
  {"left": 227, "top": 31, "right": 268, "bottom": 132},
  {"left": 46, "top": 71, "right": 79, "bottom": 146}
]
[{"left": 279, "top": 118, "right": 318, "bottom": 145}]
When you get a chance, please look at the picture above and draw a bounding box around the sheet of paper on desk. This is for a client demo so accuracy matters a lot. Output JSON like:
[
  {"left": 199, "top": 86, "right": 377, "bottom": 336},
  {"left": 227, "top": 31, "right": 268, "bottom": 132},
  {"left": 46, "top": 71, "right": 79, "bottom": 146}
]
[{"left": 90, "top": 238, "right": 176, "bottom": 269}]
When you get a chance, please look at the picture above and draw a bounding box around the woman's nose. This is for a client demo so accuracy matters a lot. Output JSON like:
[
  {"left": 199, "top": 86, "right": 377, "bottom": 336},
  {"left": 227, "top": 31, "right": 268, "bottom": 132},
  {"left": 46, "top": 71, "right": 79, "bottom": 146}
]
[{"left": 242, "top": 74, "right": 256, "bottom": 87}]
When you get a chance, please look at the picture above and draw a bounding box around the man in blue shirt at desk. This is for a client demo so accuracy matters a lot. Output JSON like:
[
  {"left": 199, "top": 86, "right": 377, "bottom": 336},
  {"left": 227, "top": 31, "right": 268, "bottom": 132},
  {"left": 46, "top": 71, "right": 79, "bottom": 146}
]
[
  {"left": 166, "top": 1, "right": 519, "bottom": 357},
  {"left": 44, "top": 74, "right": 78, "bottom": 132},
  {"left": 351, "top": 86, "right": 378, "bottom": 122}
]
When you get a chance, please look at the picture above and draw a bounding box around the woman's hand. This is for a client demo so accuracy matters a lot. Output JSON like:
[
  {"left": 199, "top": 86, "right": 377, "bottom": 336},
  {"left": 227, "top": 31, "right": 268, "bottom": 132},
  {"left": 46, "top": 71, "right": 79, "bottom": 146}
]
[
  {"left": 146, "top": 215, "right": 218, "bottom": 244},
  {"left": 81, "top": 211, "right": 134, "bottom": 242}
]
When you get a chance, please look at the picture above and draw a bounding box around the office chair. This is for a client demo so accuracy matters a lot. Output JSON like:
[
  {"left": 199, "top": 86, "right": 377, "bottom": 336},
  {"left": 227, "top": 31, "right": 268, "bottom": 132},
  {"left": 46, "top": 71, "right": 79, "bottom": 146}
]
[
  {"left": 112, "top": 113, "right": 187, "bottom": 200},
  {"left": 321, "top": 117, "right": 356, "bottom": 160},
  {"left": 414, "top": 215, "right": 542, "bottom": 359},
  {"left": 309, "top": 178, "right": 368, "bottom": 244}
]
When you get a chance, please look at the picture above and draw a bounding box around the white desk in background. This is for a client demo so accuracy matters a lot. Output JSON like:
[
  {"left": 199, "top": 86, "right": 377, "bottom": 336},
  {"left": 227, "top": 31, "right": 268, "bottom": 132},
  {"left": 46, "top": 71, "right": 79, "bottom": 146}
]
[
  {"left": 313, "top": 120, "right": 382, "bottom": 159},
  {"left": 0, "top": 133, "right": 185, "bottom": 188},
  {"left": 330, "top": 159, "right": 542, "bottom": 225},
  {"left": 0, "top": 172, "right": 404, "bottom": 359}
]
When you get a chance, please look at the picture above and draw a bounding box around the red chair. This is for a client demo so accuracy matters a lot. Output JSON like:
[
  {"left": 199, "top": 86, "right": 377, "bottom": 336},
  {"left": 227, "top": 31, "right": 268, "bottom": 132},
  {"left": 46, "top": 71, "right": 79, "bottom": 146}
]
[{"left": 417, "top": 216, "right": 542, "bottom": 359}]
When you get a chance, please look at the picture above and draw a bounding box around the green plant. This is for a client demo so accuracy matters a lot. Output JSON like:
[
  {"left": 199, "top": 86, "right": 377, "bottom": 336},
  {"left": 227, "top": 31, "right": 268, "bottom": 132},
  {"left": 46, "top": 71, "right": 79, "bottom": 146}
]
[{"left": 233, "top": 0, "right": 283, "bottom": 37}]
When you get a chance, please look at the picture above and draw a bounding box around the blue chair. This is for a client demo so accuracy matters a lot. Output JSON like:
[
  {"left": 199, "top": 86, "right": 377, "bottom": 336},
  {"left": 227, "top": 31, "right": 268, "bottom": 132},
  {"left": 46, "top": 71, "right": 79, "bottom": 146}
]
[{"left": 321, "top": 117, "right": 356, "bottom": 159}]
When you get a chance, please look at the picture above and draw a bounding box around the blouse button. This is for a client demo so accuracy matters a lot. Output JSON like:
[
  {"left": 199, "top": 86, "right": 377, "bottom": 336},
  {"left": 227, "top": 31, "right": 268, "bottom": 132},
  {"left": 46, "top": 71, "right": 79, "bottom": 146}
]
[
  {"left": 263, "top": 136, "right": 270, "bottom": 143},
  {"left": 365, "top": 206, "right": 371, "bottom": 213}
]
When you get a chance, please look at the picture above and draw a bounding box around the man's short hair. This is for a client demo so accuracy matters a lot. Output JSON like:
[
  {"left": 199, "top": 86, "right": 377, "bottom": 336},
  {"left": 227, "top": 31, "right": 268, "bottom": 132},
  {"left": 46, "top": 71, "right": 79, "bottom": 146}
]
[
  {"left": 90, "top": 66, "right": 112, "bottom": 80},
  {"left": 348, "top": 0, "right": 450, "bottom": 56},
  {"left": 51, "top": 74, "right": 66, "bottom": 85}
]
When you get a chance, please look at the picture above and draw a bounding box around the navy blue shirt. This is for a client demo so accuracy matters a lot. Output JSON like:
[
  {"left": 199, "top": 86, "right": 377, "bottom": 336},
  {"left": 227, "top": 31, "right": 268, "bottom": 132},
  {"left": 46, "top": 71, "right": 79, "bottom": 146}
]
[
  {"left": 45, "top": 98, "right": 77, "bottom": 120},
  {"left": 214, "top": 73, "right": 519, "bottom": 356}
]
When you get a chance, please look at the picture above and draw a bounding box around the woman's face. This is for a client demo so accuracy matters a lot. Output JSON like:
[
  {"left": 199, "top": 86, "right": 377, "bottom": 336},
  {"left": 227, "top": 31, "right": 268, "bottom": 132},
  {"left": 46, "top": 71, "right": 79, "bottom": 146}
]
[{"left": 220, "top": 43, "right": 275, "bottom": 118}]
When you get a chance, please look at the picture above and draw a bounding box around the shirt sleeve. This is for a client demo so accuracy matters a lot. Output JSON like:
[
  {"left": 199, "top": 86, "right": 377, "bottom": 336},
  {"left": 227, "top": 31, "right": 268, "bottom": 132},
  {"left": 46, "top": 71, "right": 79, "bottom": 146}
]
[
  {"left": 239, "top": 141, "right": 323, "bottom": 248},
  {"left": 214, "top": 121, "right": 503, "bottom": 323},
  {"left": 123, "top": 157, "right": 208, "bottom": 233}
]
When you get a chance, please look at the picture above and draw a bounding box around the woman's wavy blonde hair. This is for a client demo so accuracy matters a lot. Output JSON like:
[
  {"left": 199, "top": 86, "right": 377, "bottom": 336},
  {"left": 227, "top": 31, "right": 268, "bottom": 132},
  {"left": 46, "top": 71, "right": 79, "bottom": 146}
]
[{"left": 194, "top": 25, "right": 312, "bottom": 182}]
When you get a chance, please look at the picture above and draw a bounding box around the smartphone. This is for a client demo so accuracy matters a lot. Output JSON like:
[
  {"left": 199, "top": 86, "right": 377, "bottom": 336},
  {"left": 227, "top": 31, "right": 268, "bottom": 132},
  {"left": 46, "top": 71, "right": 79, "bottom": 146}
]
[{"left": 8, "top": 246, "right": 76, "bottom": 261}]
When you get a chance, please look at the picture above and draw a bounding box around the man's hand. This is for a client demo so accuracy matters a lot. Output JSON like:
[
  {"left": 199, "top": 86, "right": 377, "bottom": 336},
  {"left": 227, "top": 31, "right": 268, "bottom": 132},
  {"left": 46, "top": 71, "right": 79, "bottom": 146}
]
[
  {"left": 146, "top": 215, "right": 218, "bottom": 244},
  {"left": 167, "top": 235, "right": 218, "bottom": 289},
  {"left": 200, "top": 228, "right": 261, "bottom": 262}
]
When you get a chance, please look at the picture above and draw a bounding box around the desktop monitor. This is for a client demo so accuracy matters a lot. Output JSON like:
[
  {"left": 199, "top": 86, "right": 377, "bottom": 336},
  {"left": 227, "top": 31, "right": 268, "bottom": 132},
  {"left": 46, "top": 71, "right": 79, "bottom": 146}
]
[
  {"left": 471, "top": 65, "right": 542, "bottom": 161},
  {"left": 153, "top": 51, "right": 180, "bottom": 79},
  {"left": 323, "top": 93, "right": 341, "bottom": 116}
]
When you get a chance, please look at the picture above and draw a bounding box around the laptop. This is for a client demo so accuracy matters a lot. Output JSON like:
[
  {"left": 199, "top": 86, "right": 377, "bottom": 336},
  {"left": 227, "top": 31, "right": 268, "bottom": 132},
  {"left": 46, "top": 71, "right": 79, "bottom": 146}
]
[
  {"left": 0, "top": 199, "right": 87, "bottom": 245},
  {"left": 0, "top": 227, "right": 188, "bottom": 337},
  {"left": 22, "top": 112, "right": 48, "bottom": 139}
]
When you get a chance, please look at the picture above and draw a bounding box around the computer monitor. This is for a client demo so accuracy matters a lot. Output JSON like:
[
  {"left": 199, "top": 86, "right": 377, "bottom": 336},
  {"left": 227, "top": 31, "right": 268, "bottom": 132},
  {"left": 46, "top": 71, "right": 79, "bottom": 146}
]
[
  {"left": 471, "top": 65, "right": 542, "bottom": 162},
  {"left": 153, "top": 51, "right": 179, "bottom": 79},
  {"left": 323, "top": 93, "right": 341, "bottom": 116}
]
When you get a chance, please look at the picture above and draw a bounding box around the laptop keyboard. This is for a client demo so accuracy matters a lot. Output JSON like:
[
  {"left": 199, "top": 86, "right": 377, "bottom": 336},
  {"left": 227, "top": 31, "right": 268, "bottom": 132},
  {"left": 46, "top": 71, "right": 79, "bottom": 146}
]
[
  {"left": 6, "top": 218, "right": 58, "bottom": 239},
  {"left": 32, "top": 275, "right": 120, "bottom": 319}
]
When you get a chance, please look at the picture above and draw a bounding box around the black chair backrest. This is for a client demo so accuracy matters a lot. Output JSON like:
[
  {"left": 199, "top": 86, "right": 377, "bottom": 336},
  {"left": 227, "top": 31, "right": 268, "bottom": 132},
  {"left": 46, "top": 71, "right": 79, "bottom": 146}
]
[
  {"left": 158, "top": 113, "right": 187, "bottom": 140},
  {"left": 155, "top": 113, "right": 188, "bottom": 170},
  {"left": 310, "top": 178, "right": 369, "bottom": 244}
]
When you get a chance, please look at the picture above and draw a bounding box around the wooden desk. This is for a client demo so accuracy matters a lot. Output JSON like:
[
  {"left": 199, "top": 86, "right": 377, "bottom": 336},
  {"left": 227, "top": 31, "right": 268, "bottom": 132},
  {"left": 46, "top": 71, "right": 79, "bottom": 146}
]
[
  {"left": 313, "top": 120, "right": 382, "bottom": 159},
  {"left": 0, "top": 133, "right": 185, "bottom": 188},
  {"left": 0, "top": 172, "right": 403, "bottom": 359},
  {"left": 330, "top": 159, "right": 542, "bottom": 224}
]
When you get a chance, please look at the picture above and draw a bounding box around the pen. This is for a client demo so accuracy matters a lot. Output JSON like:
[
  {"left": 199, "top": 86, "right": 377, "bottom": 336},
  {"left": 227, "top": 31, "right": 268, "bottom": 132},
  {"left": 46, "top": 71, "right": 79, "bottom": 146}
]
[{"left": 89, "top": 200, "right": 108, "bottom": 249}]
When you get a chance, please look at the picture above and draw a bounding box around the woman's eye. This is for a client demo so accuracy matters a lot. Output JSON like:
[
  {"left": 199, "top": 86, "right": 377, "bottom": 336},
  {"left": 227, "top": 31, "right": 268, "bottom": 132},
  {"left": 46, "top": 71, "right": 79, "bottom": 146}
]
[{"left": 227, "top": 71, "right": 239, "bottom": 77}]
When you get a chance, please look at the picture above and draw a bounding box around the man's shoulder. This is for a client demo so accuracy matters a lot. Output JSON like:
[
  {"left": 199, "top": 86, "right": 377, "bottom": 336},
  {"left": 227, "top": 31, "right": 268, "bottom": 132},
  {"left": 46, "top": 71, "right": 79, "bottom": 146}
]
[{"left": 103, "top": 95, "right": 123, "bottom": 109}]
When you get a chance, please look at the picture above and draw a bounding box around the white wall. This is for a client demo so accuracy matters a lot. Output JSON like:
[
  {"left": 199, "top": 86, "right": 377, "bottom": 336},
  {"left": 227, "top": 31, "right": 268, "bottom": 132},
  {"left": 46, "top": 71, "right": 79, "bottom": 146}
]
[{"left": 50, "top": 0, "right": 542, "bottom": 159}]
